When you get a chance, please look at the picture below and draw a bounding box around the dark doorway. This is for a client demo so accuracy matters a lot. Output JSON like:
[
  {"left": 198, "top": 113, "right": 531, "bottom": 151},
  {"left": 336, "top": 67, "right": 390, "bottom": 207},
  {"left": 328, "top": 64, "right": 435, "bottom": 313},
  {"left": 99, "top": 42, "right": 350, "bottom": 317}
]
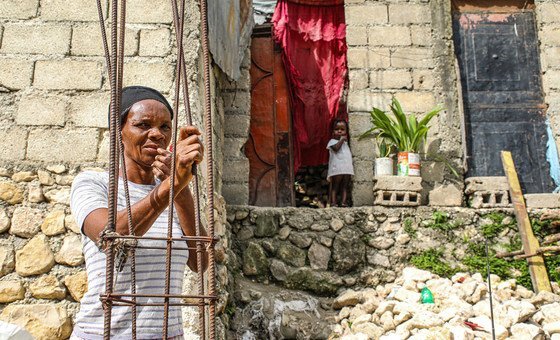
[
  {"left": 245, "top": 24, "right": 295, "bottom": 206},
  {"left": 453, "top": 6, "right": 555, "bottom": 193}
]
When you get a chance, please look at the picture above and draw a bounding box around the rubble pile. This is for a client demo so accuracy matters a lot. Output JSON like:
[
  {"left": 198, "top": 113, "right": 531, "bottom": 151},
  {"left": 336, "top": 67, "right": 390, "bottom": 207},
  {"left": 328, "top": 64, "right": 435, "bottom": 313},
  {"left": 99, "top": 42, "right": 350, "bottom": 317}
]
[{"left": 330, "top": 267, "right": 560, "bottom": 340}]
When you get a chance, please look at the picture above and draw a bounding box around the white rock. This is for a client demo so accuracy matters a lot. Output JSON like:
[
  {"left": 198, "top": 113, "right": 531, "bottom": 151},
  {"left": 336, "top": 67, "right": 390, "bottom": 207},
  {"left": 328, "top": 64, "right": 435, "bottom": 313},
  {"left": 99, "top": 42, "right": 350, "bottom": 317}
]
[
  {"left": 55, "top": 234, "right": 84, "bottom": 266},
  {"left": 539, "top": 302, "right": 560, "bottom": 324},
  {"left": 531, "top": 291, "right": 560, "bottom": 307},
  {"left": 44, "top": 188, "right": 71, "bottom": 205},
  {"left": 510, "top": 323, "right": 542, "bottom": 340},
  {"left": 447, "top": 325, "right": 474, "bottom": 340},
  {"left": 352, "top": 314, "right": 372, "bottom": 326},
  {"left": 467, "top": 315, "right": 508, "bottom": 340},
  {"left": 0, "top": 209, "right": 10, "bottom": 233},
  {"left": 374, "top": 301, "right": 396, "bottom": 316},
  {"left": 439, "top": 307, "right": 459, "bottom": 322},
  {"left": 394, "top": 288, "right": 421, "bottom": 303},
  {"left": 341, "top": 333, "right": 368, "bottom": 340},
  {"left": 351, "top": 322, "right": 383, "bottom": 339},
  {"left": 552, "top": 334, "right": 560, "bottom": 340},
  {"left": 333, "top": 290, "right": 363, "bottom": 309},
  {"left": 10, "top": 207, "right": 43, "bottom": 238},
  {"left": 544, "top": 321, "right": 560, "bottom": 334},
  {"left": 379, "top": 311, "right": 395, "bottom": 331},
  {"left": 402, "top": 267, "right": 432, "bottom": 282},
  {"left": 47, "top": 164, "right": 66, "bottom": 174}
]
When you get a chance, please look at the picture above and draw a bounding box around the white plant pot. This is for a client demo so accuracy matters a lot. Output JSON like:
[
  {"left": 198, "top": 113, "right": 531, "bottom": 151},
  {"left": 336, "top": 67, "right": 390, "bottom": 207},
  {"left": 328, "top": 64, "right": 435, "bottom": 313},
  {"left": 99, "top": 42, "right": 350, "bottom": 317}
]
[
  {"left": 375, "top": 157, "right": 394, "bottom": 176},
  {"left": 397, "top": 152, "right": 421, "bottom": 176}
]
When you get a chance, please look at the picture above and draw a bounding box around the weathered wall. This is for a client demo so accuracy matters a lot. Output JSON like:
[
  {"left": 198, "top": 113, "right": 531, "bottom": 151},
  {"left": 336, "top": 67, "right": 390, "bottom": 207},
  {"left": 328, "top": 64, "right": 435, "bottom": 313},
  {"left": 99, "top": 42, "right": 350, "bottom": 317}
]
[
  {"left": 0, "top": 0, "right": 233, "bottom": 338},
  {"left": 345, "top": 0, "right": 464, "bottom": 206},
  {"left": 219, "top": 50, "right": 251, "bottom": 205},
  {"left": 537, "top": 1, "right": 560, "bottom": 153}
]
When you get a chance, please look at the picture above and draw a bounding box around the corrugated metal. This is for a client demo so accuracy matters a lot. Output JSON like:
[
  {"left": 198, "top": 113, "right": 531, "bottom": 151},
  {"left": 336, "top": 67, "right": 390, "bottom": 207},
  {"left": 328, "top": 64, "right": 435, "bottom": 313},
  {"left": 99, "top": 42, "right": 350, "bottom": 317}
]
[{"left": 208, "top": 0, "right": 254, "bottom": 80}]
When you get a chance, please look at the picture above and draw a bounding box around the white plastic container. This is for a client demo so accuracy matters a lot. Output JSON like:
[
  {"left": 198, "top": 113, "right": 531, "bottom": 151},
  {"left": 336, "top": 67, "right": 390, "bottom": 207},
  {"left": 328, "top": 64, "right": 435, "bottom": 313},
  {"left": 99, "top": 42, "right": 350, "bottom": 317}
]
[{"left": 375, "top": 157, "right": 394, "bottom": 176}]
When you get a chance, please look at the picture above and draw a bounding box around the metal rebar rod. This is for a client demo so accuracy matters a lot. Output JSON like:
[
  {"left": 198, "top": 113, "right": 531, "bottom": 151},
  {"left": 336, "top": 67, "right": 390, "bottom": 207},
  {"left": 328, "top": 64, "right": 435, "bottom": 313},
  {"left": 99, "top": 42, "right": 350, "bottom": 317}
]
[
  {"left": 103, "top": 234, "right": 214, "bottom": 242},
  {"left": 199, "top": 0, "right": 217, "bottom": 338},
  {"left": 103, "top": 0, "right": 120, "bottom": 337},
  {"left": 107, "top": 293, "right": 218, "bottom": 299}
]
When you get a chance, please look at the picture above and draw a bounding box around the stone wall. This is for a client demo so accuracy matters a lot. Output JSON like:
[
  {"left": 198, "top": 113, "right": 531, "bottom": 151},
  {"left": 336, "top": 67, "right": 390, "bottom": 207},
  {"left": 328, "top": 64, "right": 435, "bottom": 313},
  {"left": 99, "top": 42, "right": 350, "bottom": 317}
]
[{"left": 225, "top": 204, "right": 560, "bottom": 337}]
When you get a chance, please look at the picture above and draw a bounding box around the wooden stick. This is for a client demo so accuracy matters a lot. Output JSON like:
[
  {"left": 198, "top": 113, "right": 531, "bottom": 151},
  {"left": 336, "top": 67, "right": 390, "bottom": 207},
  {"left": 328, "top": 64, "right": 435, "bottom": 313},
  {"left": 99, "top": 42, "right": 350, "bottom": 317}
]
[
  {"left": 501, "top": 151, "right": 552, "bottom": 293},
  {"left": 514, "top": 246, "right": 560, "bottom": 260}
]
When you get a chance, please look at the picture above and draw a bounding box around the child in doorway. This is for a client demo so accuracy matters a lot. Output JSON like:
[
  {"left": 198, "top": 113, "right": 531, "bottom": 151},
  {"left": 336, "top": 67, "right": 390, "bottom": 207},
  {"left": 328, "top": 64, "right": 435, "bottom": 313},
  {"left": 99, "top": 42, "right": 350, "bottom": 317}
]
[{"left": 327, "top": 119, "right": 354, "bottom": 207}]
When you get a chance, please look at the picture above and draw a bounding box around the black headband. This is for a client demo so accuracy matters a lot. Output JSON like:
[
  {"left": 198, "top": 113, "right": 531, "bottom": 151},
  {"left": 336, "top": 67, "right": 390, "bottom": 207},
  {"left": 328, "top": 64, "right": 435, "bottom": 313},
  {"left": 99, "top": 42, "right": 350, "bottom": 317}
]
[{"left": 108, "top": 86, "right": 174, "bottom": 127}]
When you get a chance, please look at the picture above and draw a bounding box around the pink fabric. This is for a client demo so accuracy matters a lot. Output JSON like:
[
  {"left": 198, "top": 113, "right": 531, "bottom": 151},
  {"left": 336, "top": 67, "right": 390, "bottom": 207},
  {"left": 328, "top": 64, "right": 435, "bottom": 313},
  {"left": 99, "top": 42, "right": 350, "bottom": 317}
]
[{"left": 273, "top": 0, "right": 348, "bottom": 171}]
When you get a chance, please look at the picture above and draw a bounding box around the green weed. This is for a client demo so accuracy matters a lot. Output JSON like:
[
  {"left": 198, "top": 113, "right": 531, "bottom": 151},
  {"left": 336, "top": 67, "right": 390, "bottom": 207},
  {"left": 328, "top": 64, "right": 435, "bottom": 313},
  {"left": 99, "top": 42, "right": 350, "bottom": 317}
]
[
  {"left": 410, "top": 248, "right": 458, "bottom": 278},
  {"left": 403, "top": 218, "right": 417, "bottom": 238}
]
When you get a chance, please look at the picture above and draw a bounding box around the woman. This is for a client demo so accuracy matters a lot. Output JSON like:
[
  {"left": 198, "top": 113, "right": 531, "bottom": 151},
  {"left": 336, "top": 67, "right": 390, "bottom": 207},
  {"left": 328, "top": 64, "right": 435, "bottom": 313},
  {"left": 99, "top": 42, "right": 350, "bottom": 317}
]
[{"left": 70, "top": 86, "right": 207, "bottom": 339}]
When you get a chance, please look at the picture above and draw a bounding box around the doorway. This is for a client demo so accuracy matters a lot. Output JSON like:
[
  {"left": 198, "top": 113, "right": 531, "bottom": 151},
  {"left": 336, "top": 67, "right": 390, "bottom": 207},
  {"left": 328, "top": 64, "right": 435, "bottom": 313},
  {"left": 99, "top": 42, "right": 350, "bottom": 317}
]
[{"left": 452, "top": 2, "right": 555, "bottom": 193}]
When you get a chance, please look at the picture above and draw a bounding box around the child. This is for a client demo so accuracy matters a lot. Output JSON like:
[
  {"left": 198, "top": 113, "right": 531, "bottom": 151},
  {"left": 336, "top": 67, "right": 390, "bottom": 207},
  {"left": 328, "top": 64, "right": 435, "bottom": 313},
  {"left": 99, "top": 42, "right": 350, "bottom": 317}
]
[{"left": 327, "top": 119, "right": 354, "bottom": 207}]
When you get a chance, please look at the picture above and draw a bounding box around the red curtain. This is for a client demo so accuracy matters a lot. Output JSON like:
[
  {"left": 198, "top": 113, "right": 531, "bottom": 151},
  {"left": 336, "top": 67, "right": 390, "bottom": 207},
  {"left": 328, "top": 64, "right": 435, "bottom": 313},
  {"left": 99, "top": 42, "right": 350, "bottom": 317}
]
[{"left": 272, "top": 0, "right": 348, "bottom": 172}]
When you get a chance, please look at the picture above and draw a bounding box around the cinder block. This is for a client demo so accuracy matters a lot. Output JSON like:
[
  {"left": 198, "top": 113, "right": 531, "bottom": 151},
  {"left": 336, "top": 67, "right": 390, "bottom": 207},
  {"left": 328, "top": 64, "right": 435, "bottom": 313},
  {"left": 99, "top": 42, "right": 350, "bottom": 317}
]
[
  {"left": 537, "top": 4, "right": 560, "bottom": 24},
  {"left": 0, "top": 0, "right": 38, "bottom": 19},
  {"left": 16, "top": 94, "right": 67, "bottom": 126},
  {"left": 1, "top": 24, "right": 70, "bottom": 55},
  {"left": 353, "top": 182, "right": 375, "bottom": 207},
  {"left": 389, "top": 4, "right": 431, "bottom": 24},
  {"left": 222, "top": 160, "right": 249, "bottom": 182},
  {"left": 370, "top": 70, "right": 412, "bottom": 90},
  {"left": 139, "top": 28, "right": 171, "bottom": 57},
  {"left": 222, "top": 183, "right": 248, "bottom": 205},
  {"left": 126, "top": 0, "right": 172, "bottom": 24},
  {"left": 410, "top": 25, "right": 432, "bottom": 46},
  {"left": 368, "top": 48, "right": 391, "bottom": 69},
  {"left": 222, "top": 92, "right": 250, "bottom": 113},
  {"left": 27, "top": 128, "right": 99, "bottom": 162},
  {"left": 224, "top": 114, "right": 250, "bottom": 137},
  {"left": 471, "top": 191, "right": 510, "bottom": 209},
  {"left": 346, "top": 26, "right": 367, "bottom": 46},
  {"left": 465, "top": 176, "right": 509, "bottom": 194},
  {"left": 123, "top": 61, "right": 174, "bottom": 94},
  {"left": 348, "top": 113, "right": 372, "bottom": 139},
  {"left": 346, "top": 4, "right": 388, "bottom": 25},
  {"left": 0, "top": 128, "right": 27, "bottom": 161},
  {"left": 34, "top": 60, "right": 102, "bottom": 90},
  {"left": 543, "top": 47, "right": 560, "bottom": 68},
  {"left": 96, "top": 130, "right": 109, "bottom": 163},
  {"left": 524, "top": 193, "right": 560, "bottom": 209},
  {"left": 368, "top": 26, "right": 411, "bottom": 46},
  {"left": 0, "top": 59, "right": 34, "bottom": 90},
  {"left": 72, "top": 24, "right": 137, "bottom": 56},
  {"left": 393, "top": 92, "right": 437, "bottom": 113},
  {"left": 375, "top": 190, "right": 421, "bottom": 207},
  {"left": 347, "top": 48, "right": 369, "bottom": 69},
  {"left": 349, "top": 70, "right": 368, "bottom": 90},
  {"left": 429, "top": 185, "right": 463, "bottom": 207},
  {"left": 412, "top": 69, "right": 436, "bottom": 90},
  {"left": 391, "top": 47, "right": 433, "bottom": 68},
  {"left": 223, "top": 137, "right": 246, "bottom": 159},
  {"left": 69, "top": 93, "right": 109, "bottom": 128},
  {"left": 40, "top": 0, "right": 104, "bottom": 21},
  {"left": 354, "top": 160, "right": 374, "bottom": 182},
  {"left": 347, "top": 91, "right": 392, "bottom": 112},
  {"left": 374, "top": 175, "right": 422, "bottom": 192},
  {"left": 540, "top": 25, "right": 560, "bottom": 46},
  {"left": 543, "top": 70, "right": 560, "bottom": 91}
]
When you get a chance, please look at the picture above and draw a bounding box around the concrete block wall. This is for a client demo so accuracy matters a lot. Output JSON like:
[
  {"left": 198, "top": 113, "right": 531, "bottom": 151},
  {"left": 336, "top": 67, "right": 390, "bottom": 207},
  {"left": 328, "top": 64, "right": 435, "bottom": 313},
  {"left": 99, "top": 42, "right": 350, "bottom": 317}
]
[
  {"left": 345, "top": 0, "right": 463, "bottom": 206},
  {"left": 220, "top": 49, "right": 251, "bottom": 205},
  {"left": 537, "top": 1, "right": 560, "bottom": 152}
]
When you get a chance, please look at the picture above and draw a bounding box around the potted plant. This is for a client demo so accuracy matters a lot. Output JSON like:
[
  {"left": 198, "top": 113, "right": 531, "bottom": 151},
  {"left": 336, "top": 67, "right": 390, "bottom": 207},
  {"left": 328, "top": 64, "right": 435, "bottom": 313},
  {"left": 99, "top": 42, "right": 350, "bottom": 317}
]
[
  {"left": 374, "top": 136, "right": 393, "bottom": 176},
  {"left": 361, "top": 97, "right": 442, "bottom": 176}
]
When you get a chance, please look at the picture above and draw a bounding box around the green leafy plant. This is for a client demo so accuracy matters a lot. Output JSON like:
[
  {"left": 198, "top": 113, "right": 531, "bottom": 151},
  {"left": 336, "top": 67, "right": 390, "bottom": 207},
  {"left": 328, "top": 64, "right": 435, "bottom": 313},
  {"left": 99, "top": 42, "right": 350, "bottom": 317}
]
[
  {"left": 376, "top": 136, "right": 392, "bottom": 158},
  {"left": 403, "top": 218, "right": 417, "bottom": 238},
  {"left": 424, "top": 211, "right": 461, "bottom": 232},
  {"left": 410, "top": 248, "right": 458, "bottom": 277},
  {"left": 480, "top": 212, "right": 514, "bottom": 238},
  {"left": 360, "top": 97, "right": 442, "bottom": 153}
]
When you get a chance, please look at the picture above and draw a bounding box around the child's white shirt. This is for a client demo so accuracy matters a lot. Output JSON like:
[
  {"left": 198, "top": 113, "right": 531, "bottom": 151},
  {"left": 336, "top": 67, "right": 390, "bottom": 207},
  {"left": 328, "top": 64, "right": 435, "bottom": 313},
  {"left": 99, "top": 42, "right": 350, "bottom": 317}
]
[{"left": 326, "top": 138, "right": 354, "bottom": 179}]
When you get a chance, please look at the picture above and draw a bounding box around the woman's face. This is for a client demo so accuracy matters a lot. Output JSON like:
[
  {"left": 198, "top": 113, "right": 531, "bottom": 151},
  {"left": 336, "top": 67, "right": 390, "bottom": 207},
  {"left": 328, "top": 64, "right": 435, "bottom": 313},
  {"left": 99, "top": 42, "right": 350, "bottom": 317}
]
[{"left": 121, "top": 99, "right": 172, "bottom": 168}]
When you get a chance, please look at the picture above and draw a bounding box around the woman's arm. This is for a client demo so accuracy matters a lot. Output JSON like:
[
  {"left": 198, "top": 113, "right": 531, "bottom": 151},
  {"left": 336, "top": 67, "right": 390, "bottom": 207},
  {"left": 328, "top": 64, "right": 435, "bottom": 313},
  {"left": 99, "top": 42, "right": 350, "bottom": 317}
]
[
  {"left": 174, "top": 187, "right": 209, "bottom": 273},
  {"left": 82, "top": 177, "right": 180, "bottom": 243}
]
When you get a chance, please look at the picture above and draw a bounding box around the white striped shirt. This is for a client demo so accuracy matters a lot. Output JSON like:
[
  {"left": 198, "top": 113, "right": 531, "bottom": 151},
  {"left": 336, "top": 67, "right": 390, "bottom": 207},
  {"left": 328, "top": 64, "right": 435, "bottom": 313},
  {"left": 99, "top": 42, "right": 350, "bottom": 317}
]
[{"left": 70, "top": 171, "right": 189, "bottom": 339}]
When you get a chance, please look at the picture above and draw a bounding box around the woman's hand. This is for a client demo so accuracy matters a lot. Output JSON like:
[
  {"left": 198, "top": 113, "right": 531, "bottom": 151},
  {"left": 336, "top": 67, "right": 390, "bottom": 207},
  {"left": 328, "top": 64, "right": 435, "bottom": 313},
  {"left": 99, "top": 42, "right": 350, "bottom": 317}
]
[
  {"left": 152, "top": 148, "right": 172, "bottom": 180},
  {"left": 173, "top": 126, "right": 204, "bottom": 192}
]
